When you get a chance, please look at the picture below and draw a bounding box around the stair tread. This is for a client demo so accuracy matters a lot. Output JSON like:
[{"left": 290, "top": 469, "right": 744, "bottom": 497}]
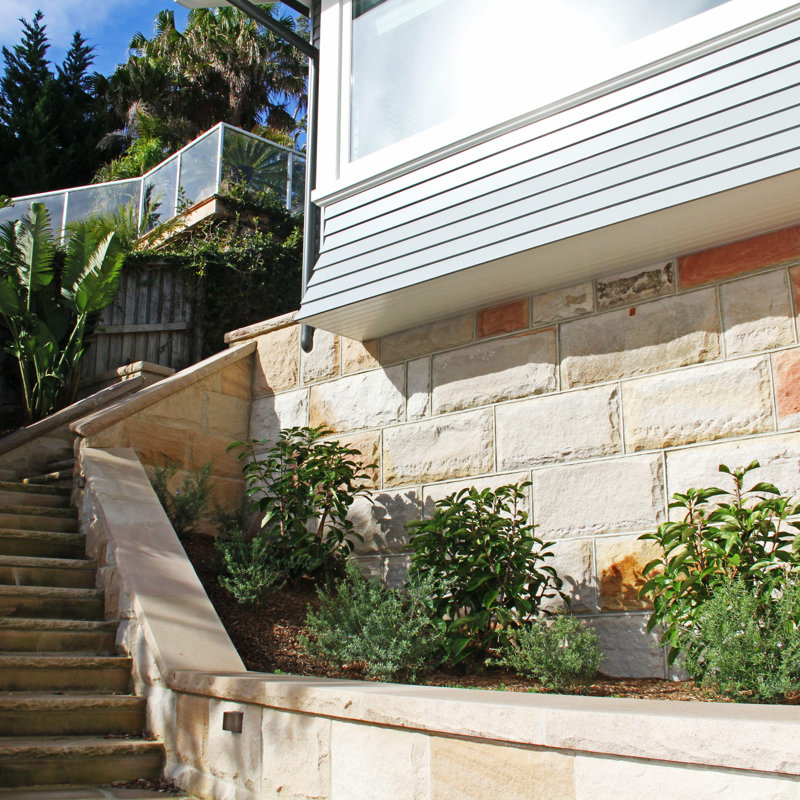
[
  {"left": 0, "top": 618, "right": 116, "bottom": 631},
  {"left": 0, "top": 693, "right": 143, "bottom": 711},
  {"left": 0, "top": 655, "right": 129, "bottom": 668},
  {"left": 21, "top": 471, "right": 72, "bottom": 485},
  {"left": 0, "top": 529, "right": 83, "bottom": 540},
  {"left": 0, "top": 506, "right": 76, "bottom": 520},
  {"left": 0, "top": 736, "right": 162, "bottom": 757},
  {"left": 0, "top": 586, "right": 102, "bottom": 599},
  {"left": 0, "top": 483, "right": 71, "bottom": 497},
  {"left": 0, "top": 787, "right": 192, "bottom": 799},
  {"left": 0, "top": 555, "right": 94, "bottom": 570}
]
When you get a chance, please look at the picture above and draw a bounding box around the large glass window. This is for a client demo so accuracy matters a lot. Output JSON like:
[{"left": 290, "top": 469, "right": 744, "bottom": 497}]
[{"left": 350, "top": 0, "right": 730, "bottom": 161}]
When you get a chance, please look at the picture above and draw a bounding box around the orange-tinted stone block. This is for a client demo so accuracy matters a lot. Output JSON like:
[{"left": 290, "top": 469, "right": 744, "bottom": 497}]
[
  {"left": 678, "top": 226, "right": 800, "bottom": 289},
  {"left": 476, "top": 299, "right": 529, "bottom": 339},
  {"left": 772, "top": 348, "right": 800, "bottom": 428}
]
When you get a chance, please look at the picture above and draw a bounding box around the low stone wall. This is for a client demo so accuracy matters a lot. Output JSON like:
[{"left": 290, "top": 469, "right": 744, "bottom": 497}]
[
  {"left": 228, "top": 225, "right": 800, "bottom": 678},
  {"left": 78, "top": 446, "right": 800, "bottom": 800}
]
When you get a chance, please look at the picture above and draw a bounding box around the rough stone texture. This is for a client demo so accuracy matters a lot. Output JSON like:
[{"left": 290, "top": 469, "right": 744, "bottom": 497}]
[
  {"left": 249, "top": 389, "right": 309, "bottom": 447},
  {"left": 432, "top": 330, "right": 557, "bottom": 414},
  {"left": 719, "top": 270, "right": 795, "bottom": 356},
  {"left": 349, "top": 488, "right": 420, "bottom": 554},
  {"left": 477, "top": 299, "right": 530, "bottom": 339},
  {"left": 620, "top": 357, "right": 774, "bottom": 452},
  {"left": 141, "top": 390, "right": 204, "bottom": 428},
  {"left": 573, "top": 754, "right": 799, "bottom": 800},
  {"left": 560, "top": 289, "right": 721, "bottom": 388},
  {"left": 331, "top": 720, "right": 428, "bottom": 800},
  {"left": 187, "top": 431, "right": 242, "bottom": 479},
  {"left": 430, "top": 737, "right": 575, "bottom": 800},
  {"left": 383, "top": 410, "right": 494, "bottom": 487},
  {"left": 309, "top": 366, "right": 405, "bottom": 433},
  {"left": 218, "top": 358, "right": 252, "bottom": 398},
  {"left": 407, "top": 357, "right": 431, "bottom": 420},
  {"left": 541, "top": 538, "right": 596, "bottom": 613},
  {"left": 380, "top": 314, "right": 474, "bottom": 364},
  {"left": 301, "top": 328, "right": 340, "bottom": 384},
  {"left": 329, "top": 430, "right": 380, "bottom": 488},
  {"left": 590, "top": 613, "right": 666, "bottom": 678},
  {"left": 532, "top": 282, "right": 593, "bottom": 324},
  {"left": 596, "top": 261, "right": 675, "bottom": 310},
  {"left": 261, "top": 708, "right": 330, "bottom": 800},
  {"left": 666, "top": 433, "right": 800, "bottom": 513},
  {"left": 342, "top": 337, "right": 380, "bottom": 374},
  {"left": 383, "top": 553, "right": 411, "bottom": 588},
  {"left": 421, "top": 471, "right": 530, "bottom": 516},
  {"left": 207, "top": 699, "right": 262, "bottom": 793},
  {"left": 596, "top": 536, "right": 661, "bottom": 611},
  {"left": 678, "top": 225, "right": 800, "bottom": 288},
  {"left": 252, "top": 325, "right": 299, "bottom": 397},
  {"left": 533, "top": 455, "right": 665, "bottom": 539},
  {"left": 175, "top": 693, "right": 209, "bottom": 766},
  {"left": 772, "top": 348, "right": 800, "bottom": 429},
  {"left": 203, "top": 392, "right": 250, "bottom": 439},
  {"left": 496, "top": 384, "right": 621, "bottom": 469}
]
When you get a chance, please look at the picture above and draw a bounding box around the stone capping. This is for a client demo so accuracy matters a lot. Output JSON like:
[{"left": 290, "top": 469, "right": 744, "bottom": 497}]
[
  {"left": 168, "top": 670, "right": 800, "bottom": 778},
  {"left": 70, "top": 341, "right": 256, "bottom": 438},
  {"left": 0, "top": 376, "right": 144, "bottom": 458},
  {"left": 224, "top": 311, "right": 298, "bottom": 344},
  {"left": 80, "top": 446, "right": 244, "bottom": 677}
]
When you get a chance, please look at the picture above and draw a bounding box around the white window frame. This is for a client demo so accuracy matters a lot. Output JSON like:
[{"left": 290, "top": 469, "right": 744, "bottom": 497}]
[{"left": 314, "top": 0, "right": 800, "bottom": 203}]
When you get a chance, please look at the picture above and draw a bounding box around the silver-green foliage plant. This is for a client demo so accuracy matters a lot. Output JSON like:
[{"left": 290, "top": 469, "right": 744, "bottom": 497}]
[
  {"left": 639, "top": 461, "right": 800, "bottom": 663},
  {"left": 0, "top": 203, "right": 124, "bottom": 421},
  {"left": 501, "top": 613, "right": 601, "bottom": 692},
  {"left": 150, "top": 461, "right": 214, "bottom": 538},
  {"left": 302, "top": 563, "right": 444, "bottom": 681},
  {"left": 407, "top": 482, "right": 564, "bottom": 669},
  {"left": 216, "top": 526, "right": 287, "bottom": 605},
  {"left": 682, "top": 577, "right": 800, "bottom": 702}
]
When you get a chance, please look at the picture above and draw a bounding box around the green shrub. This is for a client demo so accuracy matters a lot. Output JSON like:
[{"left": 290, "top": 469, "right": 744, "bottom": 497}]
[
  {"left": 407, "top": 482, "right": 563, "bottom": 669},
  {"left": 501, "top": 613, "right": 601, "bottom": 691},
  {"left": 301, "top": 563, "right": 443, "bottom": 681},
  {"left": 682, "top": 577, "right": 800, "bottom": 702},
  {"left": 216, "top": 526, "right": 287, "bottom": 605},
  {"left": 150, "top": 461, "right": 214, "bottom": 538},
  {"left": 640, "top": 461, "right": 800, "bottom": 662},
  {"left": 229, "top": 426, "right": 374, "bottom": 583}
]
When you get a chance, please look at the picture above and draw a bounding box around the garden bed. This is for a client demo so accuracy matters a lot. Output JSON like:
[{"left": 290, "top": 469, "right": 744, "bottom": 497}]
[{"left": 181, "top": 534, "right": 745, "bottom": 703}]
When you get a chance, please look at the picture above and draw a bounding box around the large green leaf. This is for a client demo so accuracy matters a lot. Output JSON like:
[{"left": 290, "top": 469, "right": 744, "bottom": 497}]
[
  {"left": 62, "top": 231, "right": 124, "bottom": 315},
  {"left": 17, "top": 204, "right": 55, "bottom": 303},
  {"left": 0, "top": 277, "right": 21, "bottom": 316}
]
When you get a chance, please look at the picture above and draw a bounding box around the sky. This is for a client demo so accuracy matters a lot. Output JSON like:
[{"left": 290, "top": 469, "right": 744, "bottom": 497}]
[{"left": 0, "top": 0, "right": 190, "bottom": 77}]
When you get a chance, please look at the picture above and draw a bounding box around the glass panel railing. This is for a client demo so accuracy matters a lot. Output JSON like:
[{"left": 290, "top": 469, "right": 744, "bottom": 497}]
[
  {"left": 290, "top": 152, "right": 306, "bottom": 214},
  {"left": 64, "top": 180, "right": 142, "bottom": 227},
  {"left": 142, "top": 156, "right": 179, "bottom": 231},
  {"left": 0, "top": 193, "right": 66, "bottom": 232},
  {"left": 221, "top": 127, "right": 292, "bottom": 201},
  {"left": 178, "top": 127, "right": 221, "bottom": 209}
]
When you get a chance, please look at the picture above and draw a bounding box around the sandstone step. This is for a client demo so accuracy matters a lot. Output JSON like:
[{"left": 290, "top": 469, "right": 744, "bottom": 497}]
[
  {"left": 0, "top": 693, "right": 145, "bottom": 737},
  {"left": 0, "top": 655, "right": 131, "bottom": 692},
  {"left": 0, "top": 530, "right": 85, "bottom": 559},
  {"left": 0, "top": 786, "right": 194, "bottom": 799},
  {"left": 21, "top": 471, "right": 73, "bottom": 487},
  {"left": 0, "top": 504, "right": 76, "bottom": 521},
  {"left": 44, "top": 459, "right": 75, "bottom": 473},
  {"left": 0, "top": 586, "right": 104, "bottom": 620},
  {"left": 0, "top": 555, "right": 96, "bottom": 589},
  {"left": 0, "top": 512, "right": 77, "bottom": 533},
  {"left": 0, "top": 483, "right": 71, "bottom": 510},
  {"left": 0, "top": 737, "right": 163, "bottom": 788},
  {"left": 0, "top": 618, "right": 117, "bottom": 655}
]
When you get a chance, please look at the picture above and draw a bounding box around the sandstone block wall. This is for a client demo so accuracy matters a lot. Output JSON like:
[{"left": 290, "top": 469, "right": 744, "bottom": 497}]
[{"left": 240, "top": 225, "right": 800, "bottom": 678}]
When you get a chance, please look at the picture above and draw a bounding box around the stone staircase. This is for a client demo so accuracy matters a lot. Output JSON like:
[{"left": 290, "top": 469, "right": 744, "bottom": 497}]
[{"left": 0, "top": 472, "right": 165, "bottom": 790}]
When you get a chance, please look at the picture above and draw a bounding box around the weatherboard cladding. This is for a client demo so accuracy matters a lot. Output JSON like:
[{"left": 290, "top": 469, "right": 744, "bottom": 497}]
[{"left": 302, "top": 16, "right": 800, "bottom": 326}]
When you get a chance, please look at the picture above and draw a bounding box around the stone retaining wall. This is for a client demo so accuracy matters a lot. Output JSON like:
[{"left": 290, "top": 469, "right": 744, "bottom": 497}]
[{"left": 230, "top": 224, "right": 800, "bottom": 678}]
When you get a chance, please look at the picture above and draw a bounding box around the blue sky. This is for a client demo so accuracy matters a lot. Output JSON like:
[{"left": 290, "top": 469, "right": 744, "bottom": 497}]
[{"left": 1, "top": 1, "right": 190, "bottom": 77}]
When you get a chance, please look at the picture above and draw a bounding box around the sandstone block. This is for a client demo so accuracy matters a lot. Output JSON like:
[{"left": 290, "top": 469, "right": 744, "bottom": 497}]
[
  {"left": 560, "top": 289, "right": 720, "bottom": 387},
  {"left": 432, "top": 330, "right": 557, "bottom": 414},
  {"left": 590, "top": 613, "right": 666, "bottom": 678},
  {"left": 532, "top": 455, "right": 665, "bottom": 539},
  {"left": 540, "top": 538, "right": 596, "bottom": 613},
  {"left": 218, "top": 358, "right": 252, "bottom": 398},
  {"left": 532, "top": 282, "right": 593, "bottom": 324},
  {"left": 140, "top": 389, "right": 204, "bottom": 429},
  {"left": 407, "top": 357, "right": 431, "bottom": 420},
  {"left": 596, "top": 261, "right": 674, "bottom": 310},
  {"left": 327, "top": 430, "right": 380, "bottom": 488},
  {"left": 678, "top": 225, "right": 800, "bottom": 288},
  {"left": 621, "top": 357, "right": 773, "bottom": 452},
  {"left": 596, "top": 535, "right": 661, "bottom": 611},
  {"left": 496, "top": 384, "right": 621, "bottom": 469},
  {"left": 207, "top": 700, "right": 262, "bottom": 793},
  {"left": 421, "top": 471, "right": 530, "bottom": 516},
  {"left": 380, "top": 313, "right": 474, "bottom": 364},
  {"left": 477, "top": 299, "right": 530, "bottom": 339},
  {"left": 301, "top": 328, "right": 340, "bottom": 384},
  {"left": 384, "top": 553, "right": 411, "bottom": 588},
  {"left": 720, "top": 270, "right": 794, "bottom": 355},
  {"left": 262, "top": 709, "right": 330, "bottom": 800},
  {"left": 175, "top": 693, "right": 210, "bottom": 766},
  {"left": 430, "top": 737, "right": 575, "bottom": 800},
  {"left": 84, "top": 421, "right": 125, "bottom": 449},
  {"left": 209, "top": 476, "right": 245, "bottom": 513},
  {"left": 122, "top": 419, "right": 188, "bottom": 467},
  {"left": 342, "top": 336, "right": 380, "bottom": 374},
  {"left": 772, "top": 348, "right": 800, "bottom": 429},
  {"left": 331, "top": 720, "right": 428, "bottom": 800},
  {"left": 309, "top": 366, "right": 405, "bottom": 433},
  {"left": 249, "top": 389, "right": 309, "bottom": 446},
  {"left": 204, "top": 391, "right": 250, "bottom": 439},
  {"left": 383, "top": 410, "right": 494, "bottom": 487},
  {"left": 349, "top": 489, "right": 420, "bottom": 554},
  {"left": 354, "top": 555, "right": 383, "bottom": 581},
  {"left": 187, "top": 431, "right": 242, "bottom": 479},
  {"left": 253, "top": 325, "right": 299, "bottom": 396}
]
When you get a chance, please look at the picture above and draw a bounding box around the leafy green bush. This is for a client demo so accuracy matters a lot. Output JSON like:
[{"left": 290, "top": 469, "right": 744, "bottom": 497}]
[
  {"left": 407, "top": 482, "right": 563, "bottom": 669},
  {"left": 640, "top": 461, "right": 800, "bottom": 662},
  {"left": 301, "top": 563, "right": 443, "bottom": 681},
  {"left": 229, "top": 426, "right": 374, "bottom": 583},
  {"left": 682, "top": 577, "right": 800, "bottom": 702},
  {"left": 216, "top": 526, "right": 287, "bottom": 604},
  {"left": 150, "top": 461, "right": 214, "bottom": 538},
  {"left": 501, "top": 613, "right": 601, "bottom": 691}
]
